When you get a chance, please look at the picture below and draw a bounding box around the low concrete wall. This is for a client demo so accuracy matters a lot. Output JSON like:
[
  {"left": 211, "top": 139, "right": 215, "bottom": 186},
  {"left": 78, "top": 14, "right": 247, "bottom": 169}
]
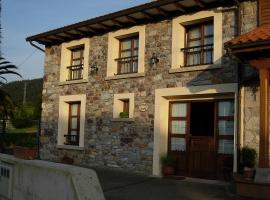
[{"left": 0, "top": 154, "right": 105, "bottom": 200}]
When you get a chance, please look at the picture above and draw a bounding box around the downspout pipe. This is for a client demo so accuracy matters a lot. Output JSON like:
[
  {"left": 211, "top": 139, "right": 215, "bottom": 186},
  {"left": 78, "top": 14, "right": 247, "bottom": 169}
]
[{"left": 29, "top": 41, "right": 45, "bottom": 52}]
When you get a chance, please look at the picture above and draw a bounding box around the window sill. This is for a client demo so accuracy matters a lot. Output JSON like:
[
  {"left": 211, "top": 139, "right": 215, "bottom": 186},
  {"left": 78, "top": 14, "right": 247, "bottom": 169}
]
[
  {"left": 169, "top": 64, "right": 221, "bottom": 73},
  {"left": 111, "top": 118, "right": 135, "bottom": 122},
  {"left": 56, "top": 145, "right": 84, "bottom": 151},
  {"left": 105, "top": 73, "right": 145, "bottom": 80},
  {"left": 59, "top": 79, "right": 88, "bottom": 86}
]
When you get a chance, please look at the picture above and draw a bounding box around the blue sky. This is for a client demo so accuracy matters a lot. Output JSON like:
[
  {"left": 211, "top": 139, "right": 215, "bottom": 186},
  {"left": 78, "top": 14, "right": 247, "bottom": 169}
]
[{"left": 2, "top": 0, "right": 149, "bottom": 82}]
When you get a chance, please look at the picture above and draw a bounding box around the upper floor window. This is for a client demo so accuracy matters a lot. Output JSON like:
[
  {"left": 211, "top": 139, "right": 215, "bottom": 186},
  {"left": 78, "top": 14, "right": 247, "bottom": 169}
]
[
  {"left": 183, "top": 21, "right": 213, "bottom": 67},
  {"left": 116, "top": 36, "right": 139, "bottom": 75},
  {"left": 60, "top": 38, "right": 90, "bottom": 83},
  {"left": 171, "top": 10, "right": 222, "bottom": 71},
  {"left": 106, "top": 25, "right": 145, "bottom": 78},
  {"left": 67, "top": 46, "right": 84, "bottom": 81}
]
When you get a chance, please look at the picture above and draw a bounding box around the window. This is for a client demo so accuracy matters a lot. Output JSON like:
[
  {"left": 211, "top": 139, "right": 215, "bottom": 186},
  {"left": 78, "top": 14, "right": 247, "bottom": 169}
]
[
  {"left": 57, "top": 95, "right": 86, "bottom": 148},
  {"left": 116, "top": 36, "right": 139, "bottom": 75},
  {"left": 60, "top": 38, "right": 90, "bottom": 83},
  {"left": 122, "top": 99, "right": 130, "bottom": 114},
  {"left": 65, "top": 102, "right": 81, "bottom": 146},
  {"left": 106, "top": 25, "right": 145, "bottom": 78},
  {"left": 182, "top": 21, "right": 213, "bottom": 67},
  {"left": 171, "top": 10, "right": 222, "bottom": 70},
  {"left": 113, "top": 93, "right": 134, "bottom": 119},
  {"left": 67, "top": 47, "right": 84, "bottom": 81},
  {"left": 218, "top": 101, "right": 234, "bottom": 154}
]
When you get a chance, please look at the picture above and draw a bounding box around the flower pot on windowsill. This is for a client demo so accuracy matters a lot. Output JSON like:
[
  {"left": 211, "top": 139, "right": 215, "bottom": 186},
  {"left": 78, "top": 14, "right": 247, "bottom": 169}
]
[{"left": 13, "top": 146, "right": 38, "bottom": 160}]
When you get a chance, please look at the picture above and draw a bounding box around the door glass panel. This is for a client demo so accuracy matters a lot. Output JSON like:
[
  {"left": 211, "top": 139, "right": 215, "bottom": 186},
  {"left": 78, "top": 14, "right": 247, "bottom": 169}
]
[
  {"left": 218, "top": 101, "right": 234, "bottom": 117},
  {"left": 218, "top": 139, "right": 234, "bottom": 154},
  {"left": 171, "top": 120, "right": 186, "bottom": 134},
  {"left": 218, "top": 120, "right": 234, "bottom": 135},
  {"left": 171, "top": 103, "right": 187, "bottom": 117},
  {"left": 171, "top": 137, "right": 186, "bottom": 151}
]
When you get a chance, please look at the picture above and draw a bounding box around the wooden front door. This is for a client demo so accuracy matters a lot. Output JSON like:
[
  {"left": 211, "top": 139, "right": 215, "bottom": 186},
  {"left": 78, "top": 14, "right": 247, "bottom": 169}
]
[
  {"left": 188, "top": 102, "right": 216, "bottom": 178},
  {"left": 168, "top": 100, "right": 235, "bottom": 179}
]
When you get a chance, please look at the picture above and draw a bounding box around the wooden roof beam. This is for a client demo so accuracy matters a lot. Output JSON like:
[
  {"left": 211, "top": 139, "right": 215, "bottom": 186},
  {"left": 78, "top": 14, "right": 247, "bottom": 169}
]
[
  {"left": 126, "top": 16, "right": 137, "bottom": 24},
  {"left": 98, "top": 23, "right": 111, "bottom": 30},
  {"left": 174, "top": 2, "right": 186, "bottom": 12},
  {"left": 48, "top": 35, "right": 67, "bottom": 42},
  {"left": 75, "top": 29, "right": 92, "bottom": 36},
  {"left": 156, "top": 7, "right": 168, "bottom": 16},
  {"left": 63, "top": 31, "right": 82, "bottom": 38},
  {"left": 194, "top": 0, "right": 205, "bottom": 8},
  {"left": 111, "top": 19, "right": 124, "bottom": 27},
  {"left": 141, "top": 11, "right": 154, "bottom": 20},
  {"left": 85, "top": 26, "right": 96, "bottom": 33}
]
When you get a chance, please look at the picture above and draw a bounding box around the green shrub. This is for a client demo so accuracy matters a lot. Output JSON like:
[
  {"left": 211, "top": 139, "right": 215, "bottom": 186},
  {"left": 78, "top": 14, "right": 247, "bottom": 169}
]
[
  {"left": 241, "top": 146, "right": 257, "bottom": 168},
  {"left": 0, "top": 133, "right": 37, "bottom": 148},
  {"left": 160, "top": 154, "right": 176, "bottom": 166},
  {"left": 11, "top": 105, "right": 36, "bottom": 128},
  {"left": 119, "top": 112, "right": 129, "bottom": 118}
]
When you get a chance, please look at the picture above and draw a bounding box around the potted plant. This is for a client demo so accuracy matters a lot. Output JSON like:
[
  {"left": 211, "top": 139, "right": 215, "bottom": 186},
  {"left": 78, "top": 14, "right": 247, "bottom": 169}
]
[
  {"left": 119, "top": 111, "right": 129, "bottom": 118},
  {"left": 13, "top": 137, "right": 38, "bottom": 160},
  {"left": 161, "top": 154, "right": 176, "bottom": 176},
  {"left": 241, "top": 146, "right": 257, "bottom": 180}
]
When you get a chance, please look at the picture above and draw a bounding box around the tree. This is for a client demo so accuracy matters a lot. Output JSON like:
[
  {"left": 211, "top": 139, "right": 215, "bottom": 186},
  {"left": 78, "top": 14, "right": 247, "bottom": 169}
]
[{"left": 0, "top": 57, "right": 21, "bottom": 84}]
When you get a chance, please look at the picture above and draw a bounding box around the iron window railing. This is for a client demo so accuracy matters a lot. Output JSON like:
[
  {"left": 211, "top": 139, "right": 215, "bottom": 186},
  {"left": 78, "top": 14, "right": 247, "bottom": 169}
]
[
  {"left": 64, "top": 134, "right": 79, "bottom": 146},
  {"left": 181, "top": 44, "right": 213, "bottom": 67},
  {"left": 66, "top": 64, "right": 83, "bottom": 81},
  {"left": 115, "top": 56, "right": 138, "bottom": 75}
]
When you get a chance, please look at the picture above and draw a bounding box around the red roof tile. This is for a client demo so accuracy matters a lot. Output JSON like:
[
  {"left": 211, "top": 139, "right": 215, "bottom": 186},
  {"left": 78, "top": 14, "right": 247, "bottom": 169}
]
[{"left": 225, "top": 25, "right": 270, "bottom": 46}]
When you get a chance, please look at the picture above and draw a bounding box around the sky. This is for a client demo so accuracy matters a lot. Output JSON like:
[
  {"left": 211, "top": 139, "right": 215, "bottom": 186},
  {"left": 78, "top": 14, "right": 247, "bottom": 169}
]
[{"left": 2, "top": 0, "right": 150, "bottom": 82}]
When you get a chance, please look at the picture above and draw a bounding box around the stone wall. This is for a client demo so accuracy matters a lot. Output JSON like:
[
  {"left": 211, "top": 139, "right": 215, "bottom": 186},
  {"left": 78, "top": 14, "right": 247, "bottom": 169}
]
[{"left": 40, "top": 1, "right": 257, "bottom": 175}]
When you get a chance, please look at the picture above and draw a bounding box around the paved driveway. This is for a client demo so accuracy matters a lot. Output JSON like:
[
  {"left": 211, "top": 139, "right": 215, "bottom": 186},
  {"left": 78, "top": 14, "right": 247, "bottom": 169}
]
[{"left": 91, "top": 167, "right": 254, "bottom": 200}]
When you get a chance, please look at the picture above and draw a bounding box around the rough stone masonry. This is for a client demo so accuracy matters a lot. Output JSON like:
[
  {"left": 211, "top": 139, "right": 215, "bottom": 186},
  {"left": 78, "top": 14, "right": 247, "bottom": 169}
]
[{"left": 39, "top": 1, "right": 258, "bottom": 175}]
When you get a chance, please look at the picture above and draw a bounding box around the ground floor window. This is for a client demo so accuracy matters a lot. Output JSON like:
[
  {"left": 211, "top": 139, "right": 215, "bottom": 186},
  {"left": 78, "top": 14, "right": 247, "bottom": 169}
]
[
  {"left": 57, "top": 95, "right": 86, "bottom": 148},
  {"left": 65, "top": 102, "right": 81, "bottom": 146},
  {"left": 168, "top": 99, "right": 234, "bottom": 179}
]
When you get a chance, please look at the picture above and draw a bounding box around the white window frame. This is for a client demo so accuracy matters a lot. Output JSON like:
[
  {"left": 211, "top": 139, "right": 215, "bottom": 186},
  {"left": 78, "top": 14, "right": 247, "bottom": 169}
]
[
  {"left": 107, "top": 25, "right": 145, "bottom": 78},
  {"left": 113, "top": 93, "right": 135, "bottom": 119},
  {"left": 171, "top": 10, "right": 223, "bottom": 71},
  {"left": 57, "top": 94, "right": 86, "bottom": 148},
  {"left": 59, "top": 38, "right": 90, "bottom": 83}
]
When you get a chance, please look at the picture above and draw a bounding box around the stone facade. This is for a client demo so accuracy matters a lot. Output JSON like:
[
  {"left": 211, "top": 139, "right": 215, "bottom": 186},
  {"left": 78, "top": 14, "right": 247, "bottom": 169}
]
[{"left": 40, "top": 1, "right": 258, "bottom": 174}]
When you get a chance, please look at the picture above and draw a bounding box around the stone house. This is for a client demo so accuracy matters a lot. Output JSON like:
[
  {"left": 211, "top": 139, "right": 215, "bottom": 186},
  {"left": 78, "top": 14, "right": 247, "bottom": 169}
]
[{"left": 26, "top": 0, "right": 262, "bottom": 179}]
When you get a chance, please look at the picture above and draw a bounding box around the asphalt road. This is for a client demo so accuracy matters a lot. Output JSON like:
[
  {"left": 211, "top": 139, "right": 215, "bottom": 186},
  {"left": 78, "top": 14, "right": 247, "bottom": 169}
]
[{"left": 91, "top": 167, "right": 255, "bottom": 200}]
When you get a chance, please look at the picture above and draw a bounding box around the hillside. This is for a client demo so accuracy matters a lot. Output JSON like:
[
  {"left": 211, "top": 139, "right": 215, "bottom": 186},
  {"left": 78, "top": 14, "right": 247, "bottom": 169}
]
[{"left": 1, "top": 78, "right": 43, "bottom": 106}]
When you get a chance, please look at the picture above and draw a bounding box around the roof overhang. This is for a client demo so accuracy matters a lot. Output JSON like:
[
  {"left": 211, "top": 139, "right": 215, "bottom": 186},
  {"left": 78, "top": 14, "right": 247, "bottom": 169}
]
[
  {"left": 26, "top": 0, "right": 241, "bottom": 46},
  {"left": 226, "top": 39, "right": 270, "bottom": 54}
]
